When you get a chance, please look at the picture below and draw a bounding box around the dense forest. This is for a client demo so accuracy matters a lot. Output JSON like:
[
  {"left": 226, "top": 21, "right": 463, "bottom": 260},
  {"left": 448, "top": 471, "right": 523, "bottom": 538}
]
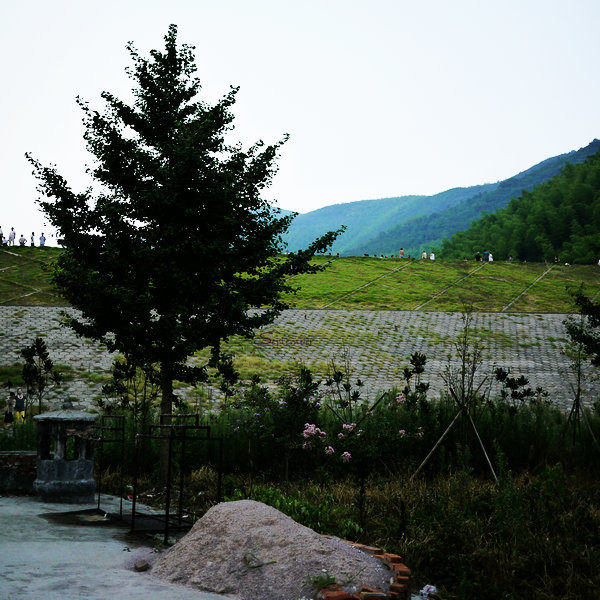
[{"left": 441, "top": 150, "right": 600, "bottom": 263}]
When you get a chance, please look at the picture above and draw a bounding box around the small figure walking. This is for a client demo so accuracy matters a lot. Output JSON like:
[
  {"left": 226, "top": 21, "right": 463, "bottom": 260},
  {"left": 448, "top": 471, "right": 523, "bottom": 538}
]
[
  {"left": 30, "top": 232, "right": 35, "bottom": 247},
  {"left": 8, "top": 227, "right": 15, "bottom": 246},
  {"left": 39, "top": 232, "right": 46, "bottom": 247},
  {"left": 4, "top": 394, "right": 14, "bottom": 426}
]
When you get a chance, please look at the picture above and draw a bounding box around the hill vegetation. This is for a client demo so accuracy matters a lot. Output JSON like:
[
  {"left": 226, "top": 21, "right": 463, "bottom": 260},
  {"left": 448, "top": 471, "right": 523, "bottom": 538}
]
[
  {"left": 1, "top": 248, "right": 598, "bottom": 313},
  {"left": 282, "top": 139, "right": 600, "bottom": 257},
  {"left": 442, "top": 149, "right": 600, "bottom": 263}
]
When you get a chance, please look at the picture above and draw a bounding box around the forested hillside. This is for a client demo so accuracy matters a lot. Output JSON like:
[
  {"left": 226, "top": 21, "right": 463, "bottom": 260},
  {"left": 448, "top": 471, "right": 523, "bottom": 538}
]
[
  {"left": 345, "top": 140, "right": 600, "bottom": 257},
  {"left": 281, "top": 139, "right": 600, "bottom": 257},
  {"left": 282, "top": 186, "right": 495, "bottom": 254},
  {"left": 441, "top": 150, "right": 600, "bottom": 263}
]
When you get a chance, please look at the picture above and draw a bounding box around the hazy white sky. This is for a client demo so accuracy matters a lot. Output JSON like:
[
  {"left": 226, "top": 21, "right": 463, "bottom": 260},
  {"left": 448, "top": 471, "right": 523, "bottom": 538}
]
[{"left": 1, "top": 0, "right": 599, "bottom": 244}]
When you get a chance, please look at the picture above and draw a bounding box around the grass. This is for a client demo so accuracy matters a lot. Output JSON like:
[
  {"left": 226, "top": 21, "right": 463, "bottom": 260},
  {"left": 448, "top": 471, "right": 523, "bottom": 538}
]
[
  {"left": 0, "top": 247, "right": 66, "bottom": 306},
  {"left": 1, "top": 248, "right": 599, "bottom": 312}
]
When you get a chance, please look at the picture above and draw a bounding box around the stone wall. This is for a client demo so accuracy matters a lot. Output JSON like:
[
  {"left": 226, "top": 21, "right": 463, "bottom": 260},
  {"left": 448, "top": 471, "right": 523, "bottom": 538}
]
[{"left": 1, "top": 306, "right": 598, "bottom": 412}]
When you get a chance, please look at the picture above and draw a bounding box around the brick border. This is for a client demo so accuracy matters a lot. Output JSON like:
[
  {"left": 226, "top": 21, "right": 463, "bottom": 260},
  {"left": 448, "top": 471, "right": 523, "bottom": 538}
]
[{"left": 316, "top": 541, "right": 411, "bottom": 600}]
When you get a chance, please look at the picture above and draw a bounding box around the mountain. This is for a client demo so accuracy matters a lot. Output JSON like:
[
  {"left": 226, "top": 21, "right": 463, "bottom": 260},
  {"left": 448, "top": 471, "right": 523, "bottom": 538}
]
[
  {"left": 440, "top": 148, "right": 600, "bottom": 263},
  {"left": 280, "top": 139, "right": 600, "bottom": 256}
]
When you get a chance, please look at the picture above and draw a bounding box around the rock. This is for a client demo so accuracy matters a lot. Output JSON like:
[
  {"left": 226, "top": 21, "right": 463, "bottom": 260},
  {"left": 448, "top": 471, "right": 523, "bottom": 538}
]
[
  {"left": 152, "top": 500, "right": 391, "bottom": 600},
  {"left": 134, "top": 560, "right": 150, "bottom": 572}
]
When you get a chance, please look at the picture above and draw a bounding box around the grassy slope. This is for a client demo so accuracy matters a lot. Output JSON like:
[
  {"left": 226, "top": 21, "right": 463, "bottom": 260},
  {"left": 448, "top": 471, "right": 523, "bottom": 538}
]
[{"left": 2, "top": 248, "right": 599, "bottom": 312}]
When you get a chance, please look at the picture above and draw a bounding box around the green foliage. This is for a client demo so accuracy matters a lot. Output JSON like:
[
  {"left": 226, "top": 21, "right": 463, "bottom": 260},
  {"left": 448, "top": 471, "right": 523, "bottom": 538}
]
[
  {"left": 226, "top": 484, "right": 362, "bottom": 540},
  {"left": 308, "top": 569, "right": 337, "bottom": 589},
  {"left": 2, "top": 250, "right": 599, "bottom": 313},
  {"left": 442, "top": 148, "right": 600, "bottom": 263},
  {"left": 565, "top": 286, "right": 600, "bottom": 366},
  {"left": 344, "top": 140, "right": 600, "bottom": 257},
  {"left": 399, "top": 466, "right": 599, "bottom": 599},
  {"left": 20, "top": 336, "right": 61, "bottom": 414},
  {"left": 0, "top": 419, "right": 36, "bottom": 450},
  {"left": 27, "top": 24, "right": 340, "bottom": 430}
]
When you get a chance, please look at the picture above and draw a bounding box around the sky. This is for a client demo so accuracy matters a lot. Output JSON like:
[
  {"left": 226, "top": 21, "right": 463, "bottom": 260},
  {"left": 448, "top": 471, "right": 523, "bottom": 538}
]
[{"left": 1, "top": 0, "right": 599, "bottom": 245}]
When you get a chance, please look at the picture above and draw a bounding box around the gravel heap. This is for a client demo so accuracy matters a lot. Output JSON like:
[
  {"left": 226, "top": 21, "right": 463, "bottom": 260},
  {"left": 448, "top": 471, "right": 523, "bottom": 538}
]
[{"left": 151, "top": 499, "right": 392, "bottom": 600}]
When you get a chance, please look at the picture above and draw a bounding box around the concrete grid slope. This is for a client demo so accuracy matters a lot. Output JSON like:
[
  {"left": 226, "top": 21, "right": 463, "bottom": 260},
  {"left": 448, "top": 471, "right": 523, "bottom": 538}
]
[{"left": 0, "top": 306, "right": 597, "bottom": 411}]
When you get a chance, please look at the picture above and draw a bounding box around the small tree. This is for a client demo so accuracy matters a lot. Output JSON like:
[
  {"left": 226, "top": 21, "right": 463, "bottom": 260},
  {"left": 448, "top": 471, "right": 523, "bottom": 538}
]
[
  {"left": 563, "top": 287, "right": 600, "bottom": 444},
  {"left": 565, "top": 287, "right": 600, "bottom": 367},
  {"left": 27, "top": 25, "right": 341, "bottom": 479},
  {"left": 20, "top": 337, "right": 61, "bottom": 415}
]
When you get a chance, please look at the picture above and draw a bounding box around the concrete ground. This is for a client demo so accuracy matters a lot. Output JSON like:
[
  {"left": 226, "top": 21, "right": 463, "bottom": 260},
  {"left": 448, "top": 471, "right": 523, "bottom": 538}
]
[{"left": 0, "top": 494, "right": 231, "bottom": 600}]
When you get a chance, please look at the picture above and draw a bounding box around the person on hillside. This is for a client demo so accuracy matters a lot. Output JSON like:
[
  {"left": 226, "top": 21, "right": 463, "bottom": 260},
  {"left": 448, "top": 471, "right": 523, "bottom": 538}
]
[
  {"left": 30, "top": 232, "right": 35, "bottom": 247},
  {"left": 18, "top": 234, "right": 27, "bottom": 246},
  {"left": 0, "top": 226, "right": 3, "bottom": 239},
  {"left": 421, "top": 250, "right": 427, "bottom": 259},
  {"left": 509, "top": 255, "right": 514, "bottom": 262},
  {"left": 474, "top": 252, "right": 481, "bottom": 262},
  {"left": 39, "top": 233, "right": 46, "bottom": 247},
  {"left": 8, "top": 227, "right": 15, "bottom": 246},
  {"left": 429, "top": 252, "right": 435, "bottom": 260},
  {"left": 488, "top": 252, "right": 493, "bottom": 262},
  {"left": 14, "top": 389, "right": 25, "bottom": 423},
  {"left": 399, "top": 248, "right": 404, "bottom": 259},
  {"left": 4, "top": 394, "right": 14, "bottom": 426},
  {"left": 483, "top": 250, "right": 489, "bottom": 262}
]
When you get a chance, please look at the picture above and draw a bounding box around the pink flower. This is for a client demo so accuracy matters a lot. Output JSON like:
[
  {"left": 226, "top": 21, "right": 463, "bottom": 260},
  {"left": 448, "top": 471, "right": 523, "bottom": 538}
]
[
  {"left": 325, "top": 446, "right": 335, "bottom": 455},
  {"left": 303, "top": 423, "right": 325, "bottom": 438},
  {"left": 416, "top": 432, "right": 424, "bottom": 438},
  {"left": 341, "top": 451, "right": 351, "bottom": 463},
  {"left": 337, "top": 432, "right": 344, "bottom": 439},
  {"left": 396, "top": 394, "right": 406, "bottom": 404},
  {"left": 399, "top": 429, "right": 406, "bottom": 436},
  {"left": 342, "top": 423, "right": 355, "bottom": 432}
]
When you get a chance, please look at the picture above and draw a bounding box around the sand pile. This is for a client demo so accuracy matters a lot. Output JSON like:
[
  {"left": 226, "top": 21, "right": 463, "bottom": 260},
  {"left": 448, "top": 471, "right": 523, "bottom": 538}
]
[{"left": 151, "top": 499, "right": 392, "bottom": 600}]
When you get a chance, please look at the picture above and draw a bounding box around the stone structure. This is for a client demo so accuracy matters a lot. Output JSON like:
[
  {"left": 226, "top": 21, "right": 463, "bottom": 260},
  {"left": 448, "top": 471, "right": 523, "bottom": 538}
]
[{"left": 33, "top": 409, "right": 98, "bottom": 503}]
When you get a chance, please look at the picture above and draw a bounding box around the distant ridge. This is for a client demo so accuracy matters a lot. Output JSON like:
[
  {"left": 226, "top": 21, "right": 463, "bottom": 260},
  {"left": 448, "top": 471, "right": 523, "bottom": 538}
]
[{"left": 281, "top": 139, "right": 600, "bottom": 256}]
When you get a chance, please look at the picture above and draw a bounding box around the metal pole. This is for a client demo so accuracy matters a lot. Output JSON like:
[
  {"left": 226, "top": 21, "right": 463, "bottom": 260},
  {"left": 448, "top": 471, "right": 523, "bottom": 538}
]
[
  {"left": 178, "top": 428, "right": 186, "bottom": 524},
  {"left": 131, "top": 434, "right": 140, "bottom": 533},
  {"left": 217, "top": 437, "right": 223, "bottom": 502},
  {"left": 119, "top": 417, "right": 125, "bottom": 518},
  {"left": 164, "top": 429, "right": 174, "bottom": 546},
  {"left": 97, "top": 421, "right": 103, "bottom": 511}
]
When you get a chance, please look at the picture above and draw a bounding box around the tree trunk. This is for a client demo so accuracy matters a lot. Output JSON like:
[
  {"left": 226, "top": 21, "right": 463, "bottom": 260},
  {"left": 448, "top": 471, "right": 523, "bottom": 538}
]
[{"left": 159, "top": 360, "right": 174, "bottom": 485}]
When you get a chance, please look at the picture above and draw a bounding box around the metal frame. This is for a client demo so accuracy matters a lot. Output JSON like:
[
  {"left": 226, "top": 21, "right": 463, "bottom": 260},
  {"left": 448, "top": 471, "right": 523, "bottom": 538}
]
[
  {"left": 130, "top": 414, "right": 223, "bottom": 545},
  {"left": 95, "top": 415, "right": 126, "bottom": 517}
]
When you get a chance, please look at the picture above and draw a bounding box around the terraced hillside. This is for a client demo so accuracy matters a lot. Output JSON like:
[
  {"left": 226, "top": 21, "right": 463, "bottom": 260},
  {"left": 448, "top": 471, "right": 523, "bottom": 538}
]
[{"left": 1, "top": 248, "right": 599, "bottom": 410}]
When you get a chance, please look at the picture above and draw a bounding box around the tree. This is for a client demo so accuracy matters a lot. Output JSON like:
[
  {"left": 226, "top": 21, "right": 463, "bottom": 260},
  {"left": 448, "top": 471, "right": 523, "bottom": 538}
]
[
  {"left": 27, "top": 25, "right": 340, "bottom": 475},
  {"left": 565, "top": 288, "right": 600, "bottom": 367},
  {"left": 21, "top": 337, "right": 61, "bottom": 415}
]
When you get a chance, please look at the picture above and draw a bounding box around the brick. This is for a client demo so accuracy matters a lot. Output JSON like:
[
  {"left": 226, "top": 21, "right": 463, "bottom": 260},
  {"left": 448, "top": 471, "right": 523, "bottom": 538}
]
[
  {"left": 360, "top": 545, "right": 383, "bottom": 555},
  {"left": 389, "top": 582, "right": 408, "bottom": 593},
  {"left": 316, "top": 590, "right": 353, "bottom": 600},
  {"left": 382, "top": 553, "right": 403, "bottom": 564},
  {"left": 391, "top": 564, "right": 411, "bottom": 577}
]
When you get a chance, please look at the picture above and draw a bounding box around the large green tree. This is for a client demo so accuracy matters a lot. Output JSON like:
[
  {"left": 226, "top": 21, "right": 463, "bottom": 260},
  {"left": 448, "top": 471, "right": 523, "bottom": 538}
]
[{"left": 28, "top": 26, "right": 339, "bottom": 426}]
